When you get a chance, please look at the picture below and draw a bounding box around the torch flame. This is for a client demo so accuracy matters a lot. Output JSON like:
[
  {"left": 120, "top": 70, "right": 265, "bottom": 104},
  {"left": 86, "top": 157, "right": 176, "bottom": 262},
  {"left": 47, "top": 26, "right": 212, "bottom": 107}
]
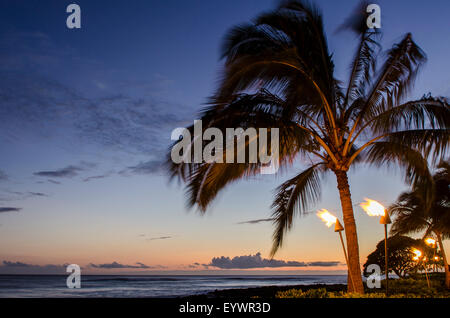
[
  {"left": 360, "top": 198, "right": 386, "bottom": 217},
  {"left": 425, "top": 238, "right": 436, "bottom": 246},
  {"left": 412, "top": 248, "right": 422, "bottom": 261},
  {"left": 317, "top": 209, "right": 337, "bottom": 228}
]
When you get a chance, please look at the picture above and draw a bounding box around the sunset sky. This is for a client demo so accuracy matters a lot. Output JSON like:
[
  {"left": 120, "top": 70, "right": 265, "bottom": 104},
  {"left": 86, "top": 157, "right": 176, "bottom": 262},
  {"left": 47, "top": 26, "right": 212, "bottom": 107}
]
[{"left": 0, "top": 0, "right": 449, "bottom": 275}]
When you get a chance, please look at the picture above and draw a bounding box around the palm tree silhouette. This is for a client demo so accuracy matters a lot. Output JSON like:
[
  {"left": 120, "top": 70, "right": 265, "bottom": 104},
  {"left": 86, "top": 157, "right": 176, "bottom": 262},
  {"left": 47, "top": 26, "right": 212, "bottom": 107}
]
[
  {"left": 168, "top": 1, "right": 449, "bottom": 292},
  {"left": 390, "top": 161, "right": 450, "bottom": 289}
]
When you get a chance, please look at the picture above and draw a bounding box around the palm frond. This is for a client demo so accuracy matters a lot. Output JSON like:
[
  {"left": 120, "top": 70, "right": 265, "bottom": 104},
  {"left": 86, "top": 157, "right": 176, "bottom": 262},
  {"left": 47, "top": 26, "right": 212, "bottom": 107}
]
[
  {"left": 270, "top": 163, "right": 325, "bottom": 256},
  {"left": 364, "top": 141, "right": 432, "bottom": 190},
  {"left": 389, "top": 200, "right": 429, "bottom": 236},
  {"left": 185, "top": 162, "right": 259, "bottom": 212},
  {"left": 337, "top": 1, "right": 381, "bottom": 107},
  {"left": 217, "top": 0, "right": 336, "bottom": 123},
  {"left": 354, "top": 33, "right": 427, "bottom": 128},
  {"left": 278, "top": 0, "right": 335, "bottom": 104},
  {"left": 220, "top": 23, "right": 290, "bottom": 65},
  {"left": 385, "top": 129, "right": 450, "bottom": 162},
  {"left": 369, "top": 96, "right": 450, "bottom": 134},
  {"left": 389, "top": 160, "right": 450, "bottom": 239},
  {"left": 167, "top": 90, "right": 321, "bottom": 211}
]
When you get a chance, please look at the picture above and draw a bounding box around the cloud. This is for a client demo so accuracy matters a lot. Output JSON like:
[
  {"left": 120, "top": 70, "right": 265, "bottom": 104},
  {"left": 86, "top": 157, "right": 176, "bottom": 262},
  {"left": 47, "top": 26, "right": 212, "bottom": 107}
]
[
  {"left": 138, "top": 234, "right": 173, "bottom": 241},
  {"left": 0, "top": 31, "right": 196, "bottom": 180},
  {"left": 33, "top": 161, "right": 96, "bottom": 179},
  {"left": 89, "top": 261, "right": 152, "bottom": 269},
  {"left": 205, "top": 252, "right": 341, "bottom": 269},
  {"left": 2, "top": 261, "right": 30, "bottom": 267},
  {"left": 0, "top": 260, "right": 167, "bottom": 274},
  {"left": 83, "top": 173, "right": 111, "bottom": 182},
  {"left": 0, "top": 260, "right": 69, "bottom": 274},
  {"left": 124, "top": 160, "right": 165, "bottom": 175},
  {"left": 0, "top": 70, "right": 190, "bottom": 173},
  {"left": 236, "top": 218, "right": 275, "bottom": 225},
  {"left": 0, "top": 207, "right": 21, "bottom": 213},
  {"left": 146, "top": 236, "right": 172, "bottom": 241},
  {"left": 0, "top": 190, "right": 49, "bottom": 202},
  {"left": 28, "top": 192, "right": 48, "bottom": 197},
  {"left": 33, "top": 165, "right": 84, "bottom": 178},
  {"left": 307, "top": 261, "right": 342, "bottom": 267},
  {"left": 187, "top": 262, "right": 202, "bottom": 269}
]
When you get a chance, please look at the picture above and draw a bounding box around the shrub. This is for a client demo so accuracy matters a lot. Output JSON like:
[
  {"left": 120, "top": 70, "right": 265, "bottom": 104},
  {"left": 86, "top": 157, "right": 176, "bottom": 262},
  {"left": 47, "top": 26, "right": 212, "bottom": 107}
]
[
  {"left": 276, "top": 288, "right": 327, "bottom": 298},
  {"left": 274, "top": 278, "right": 450, "bottom": 298}
]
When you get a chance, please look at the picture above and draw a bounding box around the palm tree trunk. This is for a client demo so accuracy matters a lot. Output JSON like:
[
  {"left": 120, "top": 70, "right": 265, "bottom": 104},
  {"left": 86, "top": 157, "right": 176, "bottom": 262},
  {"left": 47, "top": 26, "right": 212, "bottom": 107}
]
[
  {"left": 435, "top": 231, "right": 450, "bottom": 289},
  {"left": 335, "top": 170, "right": 365, "bottom": 293}
]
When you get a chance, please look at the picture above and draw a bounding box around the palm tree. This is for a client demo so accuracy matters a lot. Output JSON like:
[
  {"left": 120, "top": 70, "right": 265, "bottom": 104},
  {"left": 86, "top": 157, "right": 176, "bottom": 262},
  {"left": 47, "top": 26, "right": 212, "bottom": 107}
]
[
  {"left": 390, "top": 161, "right": 450, "bottom": 288},
  {"left": 167, "top": 1, "right": 449, "bottom": 293}
]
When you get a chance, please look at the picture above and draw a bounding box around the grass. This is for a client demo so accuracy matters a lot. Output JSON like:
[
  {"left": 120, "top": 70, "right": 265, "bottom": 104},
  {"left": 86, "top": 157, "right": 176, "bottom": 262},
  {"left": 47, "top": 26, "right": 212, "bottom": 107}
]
[{"left": 276, "top": 274, "right": 450, "bottom": 298}]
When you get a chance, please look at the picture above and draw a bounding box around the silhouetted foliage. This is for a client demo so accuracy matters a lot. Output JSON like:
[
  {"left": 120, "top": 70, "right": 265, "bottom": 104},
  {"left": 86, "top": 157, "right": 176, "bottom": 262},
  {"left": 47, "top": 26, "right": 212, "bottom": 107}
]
[
  {"left": 363, "top": 235, "right": 441, "bottom": 278},
  {"left": 390, "top": 160, "right": 450, "bottom": 287}
]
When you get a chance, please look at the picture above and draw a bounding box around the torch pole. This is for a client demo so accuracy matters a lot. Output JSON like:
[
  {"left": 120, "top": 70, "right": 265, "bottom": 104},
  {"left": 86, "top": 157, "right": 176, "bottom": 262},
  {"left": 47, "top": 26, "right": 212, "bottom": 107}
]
[
  {"left": 423, "top": 263, "right": 431, "bottom": 289},
  {"left": 338, "top": 230, "right": 356, "bottom": 292},
  {"left": 380, "top": 212, "right": 391, "bottom": 296},
  {"left": 384, "top": 224, "right": 389, "bottom": 296},
  {"left": 433, "top": 247, "right": 436, "bottom": 273}
]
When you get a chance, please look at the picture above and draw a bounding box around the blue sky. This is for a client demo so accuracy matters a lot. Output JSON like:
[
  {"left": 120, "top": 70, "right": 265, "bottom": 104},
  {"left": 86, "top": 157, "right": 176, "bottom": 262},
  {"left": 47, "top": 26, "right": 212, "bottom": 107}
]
[{"left": 0, "top": 0, "right": 449, "bottom": 274}]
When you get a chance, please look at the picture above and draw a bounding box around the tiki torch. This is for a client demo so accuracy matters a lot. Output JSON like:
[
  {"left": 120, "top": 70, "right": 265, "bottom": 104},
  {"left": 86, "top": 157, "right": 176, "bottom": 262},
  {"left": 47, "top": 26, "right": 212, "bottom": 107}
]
[
  {"left": 317, "top": 209, "right": 355, "bottom": 292},
  {"left": 360, "top": 198, "right": 391, "bottom": 295},
  {"left": 412, "top": 248, "right": 431, "bottom": 288},
  {"left": 425, "top": 238, "right": 437, "bottom": 272}
]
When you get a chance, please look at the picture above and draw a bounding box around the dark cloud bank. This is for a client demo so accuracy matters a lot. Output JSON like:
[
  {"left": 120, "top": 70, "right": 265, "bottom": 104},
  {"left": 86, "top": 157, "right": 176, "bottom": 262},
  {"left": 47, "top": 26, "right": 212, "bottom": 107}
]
[
  {"left": 0, "top": 260, "right": 165, "bottom": 274},
  {"left": 203, "top": 253, "right": 341, "bottom": 269},
  {"left": 0, "top": 261, "right": 69, "bottom": 274}
]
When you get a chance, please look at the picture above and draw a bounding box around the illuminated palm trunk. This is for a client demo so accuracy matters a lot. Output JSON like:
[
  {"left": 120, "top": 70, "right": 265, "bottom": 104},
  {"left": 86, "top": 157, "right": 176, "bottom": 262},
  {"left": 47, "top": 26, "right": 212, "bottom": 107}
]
[
  {"left": 335, "top": 170, "right": 364, "bottom": 293},
  {"left": 436, "top": 232, "right": 450, "bottom": 289}
]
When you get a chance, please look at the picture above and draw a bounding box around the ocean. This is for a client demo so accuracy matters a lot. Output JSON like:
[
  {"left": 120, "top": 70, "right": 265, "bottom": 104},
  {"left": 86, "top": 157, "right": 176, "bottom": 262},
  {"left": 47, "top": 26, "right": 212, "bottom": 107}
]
[{"left": 0, "top": 275, "right": 347, "bottom": 298}]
